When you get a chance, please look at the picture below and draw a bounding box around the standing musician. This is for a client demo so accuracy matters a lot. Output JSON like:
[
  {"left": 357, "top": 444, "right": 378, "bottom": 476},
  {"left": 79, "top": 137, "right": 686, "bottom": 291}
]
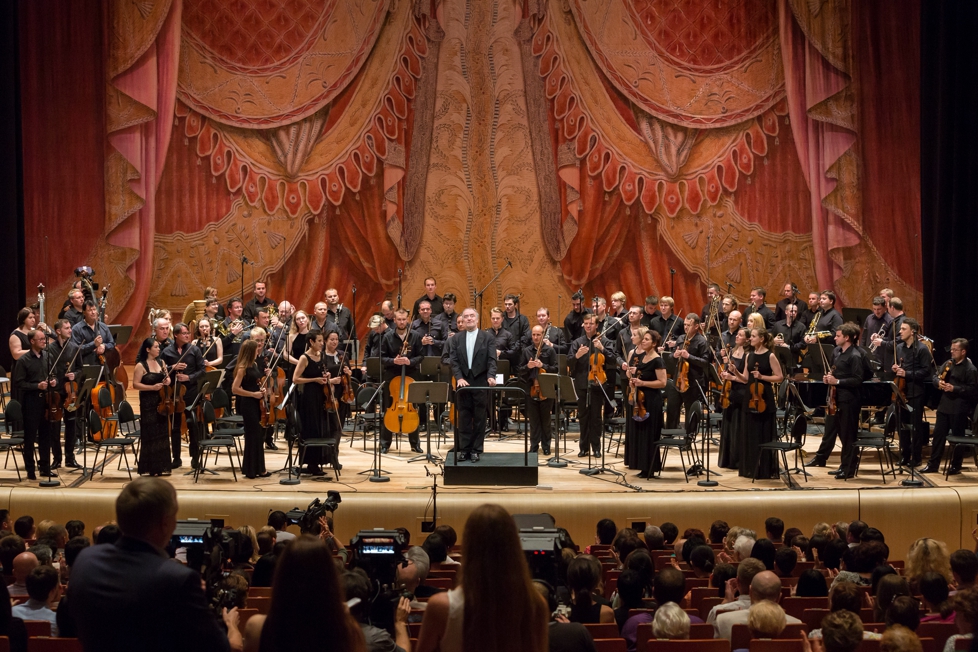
[
  {"left": 860, "top": 297, "right": 891, "bottom": 350},
  {"left": 892, "top": 318, "right": 935, "bottom": 467},
  {"left": 267, "top": 302, "right": 295, "bottom": 376},
  {"left": 823, "top": 323, "right": 866, "bottom": 479},
  {"left": 721, "top": 310, "right": 743, "bottom": 349},
  {"left": 231, "top": 339, "right": 270, "bottom": 480},
  {"left": 12, "top": 329, "right": 56, "bottom": 480},
  {"left": 616, "top": 306, "right": 645, "bottom": 361},
  {"left": 486, "top": 307, "right": 517, "bottom": 430},
  {"left": 518, "top": 325, "right": 558, "bottom": 456},
  {"left": 360, "top": 314, "right": 388, "bottom": 381},
  {"left": 381, "top": 300, "right": 396, "bottom": 328},
  {"left": 664, "top": 314, "right": 712, "bottom": 430},
  {"left": 445, "top": 308, "right": 497, "bottom": 462},
  {"left": 591, "top": 297, "right": 609, "bottom": 335},
  {"left": 242, "top": 281, "right": 276, "bottom": 322},
  {"left": 9, "top": 307, "right": 41, "bottom": 362},
  {"left": 320, "top": 331, "right": 351, "bottom": 469},
  {"left": 773, "top": 282, "right": 803, "bottom": 322},
  {"left": 502, "top": 294, "right": 531, "bottom": 350},
  {"left": 436, "top": 293, "right": 460, "bottom": 338},
  {"left": 46, "top": 319, "right": 82, "bottom": 469},
  {"left": 535, "top": 307, "right": 567, "bottom": 355},
  {"left": 161, "top": 323, "right": 205, "bottom": 470},
  {"left": 745, "top": 287, "right": 775, "bottom": 330},
  {"left": 609, "top": 292, "right": 629, "bottom": 334},
  {"left": 291, "top": 330, "right": 332, "bottom": 476},
  {"left": 70, "top": 301, "right": 115, "bottom": 366},
  {"left": 218, "top": 299, "right": 247, "bottom": 357},
  {"left": 640, "top": 295, "right": 660, "bottom": 328},
  {"left": 412, "top": 301, "right": 445, "bottom": 358},
  {"left": 563, "top": 291, "right": 591, "bottom": 341},
  {"left": 412, "top": 277, "right": 444, "bottom": 320},
  {"left": 323, "top": 289, "right": 353, "bottom": 340},
  {"left": 700, "top": 284, "right": 726, "bottom": 332},
  {"left": 879, "top": 287, "right": 895, "bottom": 309},
  {"left": 772, "top": 303, "right": 806, "bottom": 369},
  {"left": 568, "top": 314, "right": 623, "bottom": 457},
  {"left": 799, "top": 292, "right": 820, "bottom": 326},
  {"left": 152, "top": 315, "right": 173, "bottom": 351},
  {"left": 63, "top": 289, "right": 86, "bottom": 326},
  {"left": 193, "top": 318, "right": 223, "bottom": 367},
  {"left": 181, "top": 286, "right": 225, "bottom": 325},
  {"left": 650, "top": 297, "right": 680, "bottom": 343},
  {"left": 310, "top": 302, "right": 344, "bottom": 339},
  {"left": 380, "top": 308, "right": 424, "bottom": 454},
  {"left": 923, "top": 338, "right": 978, "bottom": 475},
  {"left": 870, "top": 297, "right": 907, "bottom": 380}
]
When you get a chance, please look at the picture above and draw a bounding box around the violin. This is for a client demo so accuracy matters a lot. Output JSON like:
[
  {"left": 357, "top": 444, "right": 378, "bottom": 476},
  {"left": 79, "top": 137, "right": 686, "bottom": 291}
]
[
  {"left": 45, "top": 373, "right": 63, "bottom": 422},
  {"left": 62, "top": 345, "right": 82, "bottom": 413},
  {"left": 529, "top": 339, "right": 544, "bottom": 400},
  {"left": 627, "top": 350, "right": 648, "bottom": 422},
  {"left": 826, "top": 365, "right": 838, "bottom": 416},
  {"left": 323, "top": 354, "right": 339, "bottom": 412},
  {"left": 720, "top": 347, "right": 735, "bottom": 410},
  {"left": 587, "top": 337, "right": 607, "bottom": 385},
  {"left": 748, "top": 362, "right": 767, "bottom": 413},
  {"left": 384, "top": 334, "right": 420, "bottom": 435},
  {"left": 675, "top": 336, "right": 691, "bottom": 393},
  {"left": 338, "top": 346, "right": 356, "bottom": 404}
]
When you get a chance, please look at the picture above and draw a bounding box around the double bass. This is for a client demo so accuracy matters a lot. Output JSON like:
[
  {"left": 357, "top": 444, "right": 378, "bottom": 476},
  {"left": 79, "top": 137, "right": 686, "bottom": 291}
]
[{"left": 384, "top": 335, "right": 419, "bottom": 436}]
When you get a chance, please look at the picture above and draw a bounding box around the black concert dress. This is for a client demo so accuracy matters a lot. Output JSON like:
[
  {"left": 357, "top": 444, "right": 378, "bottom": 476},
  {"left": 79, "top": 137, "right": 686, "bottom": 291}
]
[
  {"left": 237, "top": 365, "right": 266, "bottom": 478},
  {"left": 137, "top": 362, "right": 171, "bottom": 476},
  {"left": 718, "top": 353, "right": 747, "bottom": 470},
  {"left": 739, "top": 350, "right": 778, "bottom": 479},
  {"left": 298, "top": 353, "right": 328, "bottom": 471},
  {"left": 634, "top": 355, "right": 665, "bottom": 477}
]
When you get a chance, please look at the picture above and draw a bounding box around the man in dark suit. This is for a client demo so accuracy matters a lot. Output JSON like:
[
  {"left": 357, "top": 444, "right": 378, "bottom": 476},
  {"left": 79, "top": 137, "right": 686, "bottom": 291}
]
[
  {"left": 446, "top": 308, "right": 497, "bottom": 462},
  {"left": 63, "top": 477, "right": 238, "bottom": 652}
]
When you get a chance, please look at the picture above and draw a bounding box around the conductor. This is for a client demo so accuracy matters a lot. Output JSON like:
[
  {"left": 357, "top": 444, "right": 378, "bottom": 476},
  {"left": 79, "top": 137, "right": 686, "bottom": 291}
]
[{"left": 446, "top": 308, "right": 498, "bottom": 462}]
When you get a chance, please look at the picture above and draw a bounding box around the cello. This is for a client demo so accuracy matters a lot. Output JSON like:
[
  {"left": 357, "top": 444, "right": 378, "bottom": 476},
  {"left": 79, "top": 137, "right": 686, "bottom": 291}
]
[{"left": 384, "top": 335, "right": 420, "bottom": 436}]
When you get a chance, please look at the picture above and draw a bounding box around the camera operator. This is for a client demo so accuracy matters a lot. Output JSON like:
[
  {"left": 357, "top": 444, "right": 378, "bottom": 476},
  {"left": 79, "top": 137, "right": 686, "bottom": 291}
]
[
  {"left": 345, "top": 568, "right": 412, "bottom": 652},
  {"left": 301, "top": 515, "right": 349, "bottom": 565}
]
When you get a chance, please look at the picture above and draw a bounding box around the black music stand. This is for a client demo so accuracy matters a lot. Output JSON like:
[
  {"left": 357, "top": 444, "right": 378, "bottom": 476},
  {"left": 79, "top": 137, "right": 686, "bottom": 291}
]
[
  {"left": 772, "top": 345, "right": 795, "bottom": 379},
  {"left": 489, "top": 359, "right": 511, "bottom": 436},
  {"left": 407, "top": 381, "right": 448, "bottom": 463},
  {"left": 419, "top": 357, "right": 444, "bottom": 434},
  {"left": 802, "top": 343, "right": 835, "bottom": 379},
  {"left": 693, "top": 366, "right": 722, "bottom": 487},
  {"left": 277, "top": 383, "right": 300, "bottom": 485},
  {"left": 107, "top": 325, "right": 133, "bottom": 347},
  {"left": 538, "top": 373, "right": 577, "bottom": 469},
  {"left": 360, "top": 357, "right": 390, "bottom": 482},
  {"left": 72, "top": 377, "right": 98, "bottom": 481}
]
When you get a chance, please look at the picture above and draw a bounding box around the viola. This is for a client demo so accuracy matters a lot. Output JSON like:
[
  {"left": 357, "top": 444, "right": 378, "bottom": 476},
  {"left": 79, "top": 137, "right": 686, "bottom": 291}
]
[
  {"left": 748, "top": 362, "right": 767, "bottom": 413},
  {"left": 262, "top": 367, "right": 286, "bottom": 427},
  {"left": 62, "top": 345, "right": 82, "bottom": 413},
  {"left": 338, "top": 348, "right": 356, "bottom": 404},
  {"left": 384, "top": 334, "right": 419, "bottom": 435}
]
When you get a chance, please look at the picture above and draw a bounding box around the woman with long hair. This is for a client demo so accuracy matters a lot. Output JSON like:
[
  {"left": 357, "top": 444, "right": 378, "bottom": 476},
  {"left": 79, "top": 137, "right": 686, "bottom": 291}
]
[
  {"left": 194, "top": 318, "right": 223, "bottom": 366},
  {"left": 905, "top": 538, "right": 953, "bottom": 590},
  {"left": 718, "top": 327, "right": 749, "bottom": 470},
  {"left": 232, "top": 339, "right": 270, "bottom": 479},
  {"left": 566, "top": 555, "right": 615, "bottom": 624},
  {"left": 132, "top": 337, "right": 172, "bottom": 476},
  {"left": 292, "top": 330, "right": 329, "bottom": 475},
  {"left": 244, "top": 535, "right": 365, "bottom": 652},
  {"left": 627, "top": 329, "right": 667, "bottom": 478},
  {"left": 416, "top": 504, "right": 549, "bottom": 652},
  {"left": 285, "top": 310, "right": 311, "bottom": 367},
  {"left": 734, "top": 328, "right": 783, "bottom": 479}
]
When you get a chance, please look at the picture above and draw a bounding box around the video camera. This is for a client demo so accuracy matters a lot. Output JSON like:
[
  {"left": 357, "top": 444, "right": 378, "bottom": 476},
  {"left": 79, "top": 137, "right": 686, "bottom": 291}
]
[
  {"left": 349, "top": 529, "right": 410, "bottom": 632},
  {"left": 513, "top": 514, "right": 561, "bottom": 587},
  {"left": 285, "top": 491, "right": 342, "bottom": 534}
]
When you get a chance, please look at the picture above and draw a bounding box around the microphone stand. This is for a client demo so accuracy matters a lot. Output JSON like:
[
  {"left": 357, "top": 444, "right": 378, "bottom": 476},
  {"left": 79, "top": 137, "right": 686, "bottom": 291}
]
[
  {"left": 397, "top": 269, "right": 402, "bottom": 311},
  {"left": 549, "top": 293, "right": 568, "bottom": 468},
  {"left": 474, "top": 260, "right": 512, "bottom": 325},
  {"left": 669, "top": 268, "right": 676, "bottom": 298}
]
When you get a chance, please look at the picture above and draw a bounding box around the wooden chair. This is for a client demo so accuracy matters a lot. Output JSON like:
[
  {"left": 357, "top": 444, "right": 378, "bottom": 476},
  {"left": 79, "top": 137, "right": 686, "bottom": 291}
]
[
  {"left": 690, "top": 587, "right": 718, "bottom": 610},
  {"left": 604, "top": 575, "right": 619, "bottom": 599},
  {"left": 27, "top": 639, "right": 82, "bottom": 652},
  {"left": 248, "top": 595, "right": 271, "bottom": 615},
  {"left": 408, "top": 623, "right": 422, "bottom": 638},
  {"left": 801, "top": 608, "right": 830, "bottom": 631},
  {"left": 0, "top": 637, "right": 8, "bottom": 652},
  {"left": 584, "top": 623, "right": 621, "bottom": 639},
  {"left": 426, "top": 577, "right": 453, "bottom": 590},
  {"left": 647, "top": 640, "right": 730, "bottom": 652},
  {"left": 593, "top": 639, "right": 627, "bottom": 652},
  {"left": 917, "top": 622, "right": 959, "bottom": 652},
  {"left": 23, "top": 621, "right": 52, "bottom": 638},
  {"left": 792, "top": 562, "right": 816, "bottom": 576},
  {"left": 700, "top": 597, "right": 723, "bottom": 620},
  {"left": 858, "top": 640, "right": 881, "bottom": 652},
  {"left": 781, "top": 596, "right": 828, "bottom": 620},
  {"left": 731, "top": 623, "right": 806, "bottom": 651},
  {"left": 749, "top": 640, "right": 806, "bottom": 652},
  {"left": 249, "top": 586, "right": 272, "bottom": 598},
  {"left": 237, "top": 608, "right": 259, "bottom": 630}
]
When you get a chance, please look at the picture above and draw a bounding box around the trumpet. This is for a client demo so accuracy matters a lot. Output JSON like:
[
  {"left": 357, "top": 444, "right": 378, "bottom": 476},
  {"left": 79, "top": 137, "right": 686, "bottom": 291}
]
[{"left": 868, "top": 322, "right": 888, "bottom": 352}]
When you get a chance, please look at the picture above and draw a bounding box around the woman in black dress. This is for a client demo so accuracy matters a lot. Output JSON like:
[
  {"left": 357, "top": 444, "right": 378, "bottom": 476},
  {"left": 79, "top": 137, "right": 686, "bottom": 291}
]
[
  {"left": 735, "top": 328, "right": 784, "bottom": 479},
  {"left": 232, "top": 339, "right": 270, "bottom": 479},
  {"left": 718, "top": 328, "right": 749, "bottom": 470},
  {"left": 629, "top": 330, "right": 667, "bottom": 478},
  {"left": 292, "top": 331, "right": 328, "bottom": 475},
  {"left": 132, "top": 337, "right": 172, "bottom": 476},
  {"left": 321, "top": 331, "right": 350, "bottom": 469}
]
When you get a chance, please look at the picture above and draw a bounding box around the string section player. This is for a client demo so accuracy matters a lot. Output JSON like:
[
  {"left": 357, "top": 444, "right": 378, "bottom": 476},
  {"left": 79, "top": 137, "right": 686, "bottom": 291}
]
[
  {"left": 517, "top": 325, "right": 557, "bottom": 456},
  {"left": 568, "top": 314, "right": 624, "bottom": 458},
  {"left": 12, "top": 329, "right": 58, "bottom": 480},
  {"left": 46, "top": 319, "right": 82, "bottom": 470},
  {"left": 822, "top": 323, "right": 868, "bottom": 480},
  {"left": 380, "top": 308, "right": 424, "bottom": 454},
  {"left": 161, "top": 323, "right": 205, "bottom": 470},
  {"left": 662, "top": 314, "right": 712, "bottom": 430}
]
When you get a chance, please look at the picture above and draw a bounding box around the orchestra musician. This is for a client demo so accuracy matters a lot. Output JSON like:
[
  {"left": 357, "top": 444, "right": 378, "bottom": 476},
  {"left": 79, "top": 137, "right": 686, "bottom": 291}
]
[
  {"left": 616, "top": 306, "right": 645, "bottom": 362},
  {"left": 517, "top": 325, "right": 557, "bottom": 455},
  {"left": 892, "top": 318, "right": 935, "bottom": 467},
  {"left": 70, "top": 301, "right": 115, "bottom": 366},
  {"left": 412, "top": 277, "right": 444, "bottom": 320},
  {"left": 380, "top": 308, "right": 424, "bottom": 454},
  {"left": 219, "top": 299, "right": 247, "bottom": 357},
  {"left": 46, "top": 319, "right": 82, "bottom": 469},
  {"left": 502, "top": 294, "right": 531, "bottom": 350},
  {"left": 568, "top": 314, "right": 624, "bottom": 458},
  {"left": 773, "top": 282, "right": 803, "bottom": 322},
  {"left": 436, "top": 293, "right": 460, "bottom": 337},
  {"left": 664, "top": 314, "right": 712, "bottom": 430},
  {"left": 231, "top": 339, "right": 271, "bottom": 479},
  {"left": 535, "top": 307, "right": 567, "bottom": 355},
  {"left": 870, "top": 297, "right": 907, "bottom": 380},
  {"left": 63, "top": 289, "right": 86, "bottom": 326},
  {"left": 9, "top": 307, "right": 38, "bottom": 362},
  {"left": 721, "top": 310, "right": 743, "bottom": 349},
  {"left": 640, "top": 295, "right": 660, "bottom": 328},
  {"left": 323, "top": 289, "right": 353, "bottom": 340},
  {"left": 13, "top": 329, "right": 57, "bottom": 480},
  {"left": 445, "top": 308, "right": 497, "bottom": 462},
  {"left": 922, "top": 338, "right": 978, "bottom": 475},
  {"left": 486, "top": 307, "right": 517, "bottom": 431},
  {"left": 131, "top": 337, "right": 172, "bottom": 477},
  {"left": 745, "top": 287, "right": 775, "bottom": 330},
  {"left": 700, "top": 284, "right": 726, "bottom": 331},
  {"left": 822, "top": 323, "right": 867, "bottom": 479},
  {"left": 381, "top": 300, "right": 396, "bottom": 328},
  {"left": 152, "top": 315, "right": 173, "bottom": 351},
  {"left": 627, "top": 328, "right": 666, "bottom": 478},
  {"left": 718, "top": 328, "right": 749, "bottom": 470},
  {"left": 772, "top": 303, "right": 806, "bottom": 369},
  {"left": 563, "top": 291, "right": 591, "bottom": 341},
  {"left": 879, "top": 287, "right": 895, "bottom": 309},
  {"left": 310, "top": 301, "right": 343, "bottom": 339},
  {"left": 860, "top": 297, "right": 891, "bottom": 350},
  {"left": 291, "top": 330, "right": 329, "bottom": 476},
  {"left": 361, "top": 314, "right": 388, "bottom": 380},
  {"left": 650, "top": 297, "right": 680, "bottom": 343},
  {"left": 242, "top": 281, "right": 276, "bottom": 323},
  {"left": 609, "top": 292, "right": 629, "bottom": 334},
  {"left": 591, "top": 297, "right": 609, "bottom": 335},
  {"left": 803, "top": 291, "right": 844, "bottom": 352},
  {"left": 731, "top": 328, "right": 783, "bottom": 479},
  {"left": 799, "top": 292, "right": 820, "bottom": 326},
  {"left": 412, "top": 301, "right": 445, "bottom": 359},
  {"left": 194, "top": 318, "right": 223, "bottom": 367},
  {"left": 321, "top": 331, "right": 351, "bottom": 470},
  {"left": 161, "top": 323, "right": 205, "bottom": 470},
  {"left": 182, "top": 286, "right": 225, "bottom": 325}
]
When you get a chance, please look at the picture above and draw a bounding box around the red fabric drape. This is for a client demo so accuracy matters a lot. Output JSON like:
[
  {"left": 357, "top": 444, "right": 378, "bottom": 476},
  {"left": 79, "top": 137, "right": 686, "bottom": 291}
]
[{"left": 19, "top": 0, "right": 105, "bottom": 288}]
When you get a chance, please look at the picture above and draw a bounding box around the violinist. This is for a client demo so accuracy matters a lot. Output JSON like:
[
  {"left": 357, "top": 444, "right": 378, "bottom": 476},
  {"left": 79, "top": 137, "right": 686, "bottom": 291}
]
[
  {"left": 517, "top": 325, "right": 558, "bottom": 455},
  {"left": 892, "top": 318, "right": 935, "bottom": 467},
  {"left": 283, "top": 310, "right": 311, "bottom": 369},
  {"left": 822, "top": 323, "right": 865, "bottom": 479},
  {"left": 568, "top": 314, "right": 623, "bottom": 458},
  {"left": 321, "top": 331, "right": 351, "bottom": 469},
  {"left": 292, "top": 330, "right": 330, "bottom": 476},
  {"left": 70, "top": 301, "right": 114, "bottom": 366},
  {"left": 45, "top": 319, "right": 82, "bottom": 469},
  {"left": 161, "top": 323, "right": 204, "bottom": 470},
  {"left": 379, "top": 308, "right": 424, "bottom": 454},
  {"left": 731, "top": 328, "right": 783, "bottom": 479},
  {"left": 12, "top": 329, "right": 56, "bottom": 480},
  {"left": 194, "top": 318, "right": 223, "bottom": 367},
  {"left": 923, "top": 338, "right": 978, "bottom": 475},
  {"left": 718, "top": 328, "right": 749, "bottom": 471},
  {"left": 664, "top": 315, "right": 712, "bottom": 430},
  {"left": 131, "top": 338, "right": 171, "bottom": 477},
  {"left": 536, "top": 307, "right": 567, "bottom": 355},
  {"left": 627, "top": 329, "right": 666, "bottom": 478},
  {"left": 231, "top": 339, "right": 270, "bottom": 479}
]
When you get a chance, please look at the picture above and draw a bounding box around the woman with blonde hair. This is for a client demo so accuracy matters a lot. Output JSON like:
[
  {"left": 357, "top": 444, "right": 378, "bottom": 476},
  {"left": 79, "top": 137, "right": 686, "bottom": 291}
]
[
  {"left": 416, "top": 504, "right": 548, "bottom": 652},
  {"left": 905, "top": 538, "right": 953, "bottom": 588},
  {"left": 238, "top": 525, "right": 261, "bottom": 565}
]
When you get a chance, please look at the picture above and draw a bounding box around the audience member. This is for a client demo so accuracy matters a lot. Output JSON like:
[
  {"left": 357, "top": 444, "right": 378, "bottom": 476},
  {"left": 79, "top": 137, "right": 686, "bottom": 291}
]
[
  {"left": 795, "top": 569, "right": 829, "bottom": 597},
  {"left": 765, "top": 518, "right": 785, "bottom": 544},
  {"left": 65, "top": 520, "right": 85, "bottom": 540},
  {"left": 11, "top": 565, "right": 60, "bottom": 636},
  {"left": 0, "top": 581, "right": 27, "bottom": 652},
  {"left": 751, "top": 539, "right": 777, "bottom": 571},
  {"left": 885, "top": 595, "right": 921, "bottom": 631},
  {"left": 709, "top": 520, "right": 730, "bottom": 545},
  {"left": 660, "top": 522, "right": 678, "bottom": 546},
  {"left": 740, "top": 600, "right": 787, "bottom": 649},
  {"left": 13, "top": 516, "right": 34, "bottom": 541},
  {"left": 711, "top": 563, "right": 737, "bottom": 599},
  {"left": 879, "top": 625, "right": 922, "bottom": 652},
  {"left": 906, "top": 538, "right": 953, "bottom": 589},
  {"left": 689, "top": 545, "right": 715, "bottom": 579},
  {"left": 707, "top": 558, "right": 765, "bottom": 626},
  {"left": 654, "top": 567, "right": 703, "bottom": 623},
  {"left": 266, "top": 511, "right": 295, "bottom": 543},
  {"left": 8, "top": 552, "right": 38, "bottom": 597},
  {"left": 775, "top": 547, "right": 798, "bottom": 578},
  {"left": 872, "top": 574, "right": 911, "bottom": 623},
  {"left": 951, "top": 549, "right": 978, "bottom": 593},
  {"left": 95, "top": 524, "right": 122, "bottom": 545},
  {"left": 566, "top": 555, "right": 614, "bottom": 624},
  {"left": 784, "top": 528, "right": 802, "bottom": 549},
  {"left": 643, "top": 526, "right": 664, "bottom": 551},
  {"left": 531, "top": 580, "right": 597, "bottom": 652},
  {"left": 651, "top": 602, "right": 690, "bottom": 640},
  {"left": 415, "top": 504, "right": 548, "bottom": 652},
  {"left": 945, "top": 587, "right": 978, "bottom": 652},
  {"left": 919, "top": 571, "right": 954, "bottom": 623},
  {"left": 0, "top": 535, "right": 26, "bottom": 576},
  {"left": 806, "top": 610, "right": 863, "bottom": 652},
  {"left": 715, "top": 570, "right": 800, "bottom": 640},
  {"left": 345, "top": 567, "right": 410, "bottom": 652},
  {"left": 595, "top": 519, "right": 617, "bottom": 547},
  {"left": 65, "top": 477, "right": 240, "bottom": 652},
  {"left": 615, "top": 570, "right": 649, "bottom": 647}
]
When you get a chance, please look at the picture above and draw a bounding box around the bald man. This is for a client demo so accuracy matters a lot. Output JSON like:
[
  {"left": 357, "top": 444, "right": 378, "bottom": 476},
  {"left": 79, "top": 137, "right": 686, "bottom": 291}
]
[
  {"left": 9, "top": 551, "right": 39, "bottom": 596},
  {"left": 715, "top": 570, "right": 801, "bottom": 640}
]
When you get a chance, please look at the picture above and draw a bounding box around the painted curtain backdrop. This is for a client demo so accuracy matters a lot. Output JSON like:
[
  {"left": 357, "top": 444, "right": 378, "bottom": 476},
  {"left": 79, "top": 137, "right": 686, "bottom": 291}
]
[{"left": 20, "top": 0, "right": 920, "bottom": 353}]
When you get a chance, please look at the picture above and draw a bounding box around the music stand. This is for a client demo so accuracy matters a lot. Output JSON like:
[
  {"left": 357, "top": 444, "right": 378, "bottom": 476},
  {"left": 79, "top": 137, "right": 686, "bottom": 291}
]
[
  {"left": 489, "top": 359, "right": 511, "bottom": 435},
  {"left": 72, "top": 377, "right": 98, "bottom": 481},
  {"left": 772, "top": 345, "right": 795, "bottom": 379},
  {"left": 407, "top": 381, "right": 449, "bottom": 463},
  {"left": 802, "top": 344, "right": 835, "bottom": 379},
  {"left": 694, "top": 367, "right": 723, "bottom": 487},
  {"left": 197, "top": 370, "right": 222, "bottom": 396},
  {"left": 360, "top": 358, "right": 389, "bottom": 482},
  {"left": 420, "top": 357, "right": 442, "bottom": 379},
  {"left": 107, "top": 325, "right": 133, "bottom": 346},
  {"left": 277, "top": 384, "right": 300, "bottom": 485},
  {"left": 538, "top": 373, "right": 576, "bottom": 468}
]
